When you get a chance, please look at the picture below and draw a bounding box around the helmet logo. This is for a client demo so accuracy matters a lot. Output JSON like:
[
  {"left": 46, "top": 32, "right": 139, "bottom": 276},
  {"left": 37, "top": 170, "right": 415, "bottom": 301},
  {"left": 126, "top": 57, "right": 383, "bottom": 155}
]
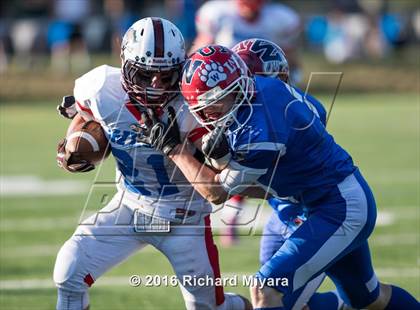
[
  {"left": 251, "top": 40, "right": 281, "bottom": 62},
  {"left": 122, "top": 28, "right": 138, "bottom": 51},
  {"left": 183, "top": 59, "right": 203, "bottom": 84},
  {"left": 198, "top": 61, "right": 227, "bottom": 87}
]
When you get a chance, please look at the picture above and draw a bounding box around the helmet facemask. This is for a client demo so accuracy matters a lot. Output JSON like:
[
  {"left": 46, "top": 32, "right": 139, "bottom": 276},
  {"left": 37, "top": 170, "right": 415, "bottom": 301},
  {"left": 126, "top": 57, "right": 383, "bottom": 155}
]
[
  {"left": 190, "top": 74, "right": 255, "bottom": 131},
  {"left": 121, "top": 59, "right": 182, "bottom": 107}
]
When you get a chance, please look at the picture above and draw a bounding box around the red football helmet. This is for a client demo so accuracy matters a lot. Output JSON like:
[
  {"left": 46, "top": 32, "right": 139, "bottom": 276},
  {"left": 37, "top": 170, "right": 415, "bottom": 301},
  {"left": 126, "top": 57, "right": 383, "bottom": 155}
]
[
  {"left": 232, "top": 38, "right": 289, "bottom": 82},
  {"left": 181, "top": 45, "right": 254, "bottom": 128}
]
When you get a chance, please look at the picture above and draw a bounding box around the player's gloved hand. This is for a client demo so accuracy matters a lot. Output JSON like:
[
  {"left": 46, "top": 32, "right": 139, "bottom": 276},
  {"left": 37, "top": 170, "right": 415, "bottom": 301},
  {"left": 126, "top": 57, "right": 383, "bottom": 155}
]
[
  {"left": 202, "top": 126, "right": 231, "bottom": 170},
  {"left": 136, "top": 107, "right": 181, "bottom": 155},
  {"left": 57, "top": 95, "right": 77, "bottom": 119},
  {"left": 202, "top": 126, "right": 230, "bottom": 159},
  {"left": 56, "top": 138, "right": 95, "bottom": 173}
]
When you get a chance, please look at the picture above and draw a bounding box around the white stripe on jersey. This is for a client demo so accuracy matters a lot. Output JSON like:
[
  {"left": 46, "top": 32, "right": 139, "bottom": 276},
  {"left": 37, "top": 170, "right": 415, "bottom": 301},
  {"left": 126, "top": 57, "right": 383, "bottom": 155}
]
[
  {"left": 219, "top": 160, "right": 268, "bottom": 195},
  {"left": 236, "top": 142, "right": 286, "bottom": 153}
]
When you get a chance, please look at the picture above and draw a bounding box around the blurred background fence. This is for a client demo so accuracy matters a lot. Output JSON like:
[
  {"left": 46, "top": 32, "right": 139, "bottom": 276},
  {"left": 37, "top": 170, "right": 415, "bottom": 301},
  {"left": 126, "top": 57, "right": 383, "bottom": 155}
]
[{"left": 0, "top": 0, "right": 419, "bottom": 102}]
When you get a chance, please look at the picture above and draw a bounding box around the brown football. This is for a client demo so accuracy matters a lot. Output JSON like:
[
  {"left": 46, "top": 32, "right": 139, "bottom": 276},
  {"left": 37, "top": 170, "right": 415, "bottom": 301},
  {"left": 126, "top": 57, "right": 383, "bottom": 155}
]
[{"left": 65, "top": 120, "right": 111, "bottom": 165}]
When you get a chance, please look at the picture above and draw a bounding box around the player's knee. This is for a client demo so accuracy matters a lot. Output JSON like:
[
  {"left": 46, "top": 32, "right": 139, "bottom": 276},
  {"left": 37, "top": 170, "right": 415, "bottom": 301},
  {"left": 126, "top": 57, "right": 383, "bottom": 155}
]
[
  {"left": 365, "top": 283, "right": 392, "bottom": 310},
  {"left": 53, "top": 238, "right": 86, "bottom": 292},
  {"left": 250, "top": 285, "right": 282, "bottom": 308},
  {"left": 56, "top": 288, "right": 90, "bottom": 310},
  {"left": 184, "top": 300, "right": 213, "bottom": 310},
  {"left": 217, "top": 293, "right": 252, "bottom": 310}
]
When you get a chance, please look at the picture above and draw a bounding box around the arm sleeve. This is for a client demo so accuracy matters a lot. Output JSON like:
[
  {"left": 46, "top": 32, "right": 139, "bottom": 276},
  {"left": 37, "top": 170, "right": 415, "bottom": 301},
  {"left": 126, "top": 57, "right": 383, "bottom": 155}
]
[
  {"left": 218, "top": 143, "right": 286, "bottom": 194},
  {"left": 74, "top": 100, "right": 94, "bottom": 120},
  {"left": 73, "top": 78, "right": 95, "bottom": 121}
]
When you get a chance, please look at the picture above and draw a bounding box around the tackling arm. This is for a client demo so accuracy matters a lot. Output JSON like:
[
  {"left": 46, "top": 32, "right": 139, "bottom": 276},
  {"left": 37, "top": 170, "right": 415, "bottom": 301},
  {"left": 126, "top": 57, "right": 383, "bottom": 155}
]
[
  {"left": 169, "top": 144, "right": 271, "bottom": 204},
  {"left": 169, "top": 144, "right": 228, "bottom": 204},
  {"left": 138, "top": 108, "right": 271, "bottom": 203}
]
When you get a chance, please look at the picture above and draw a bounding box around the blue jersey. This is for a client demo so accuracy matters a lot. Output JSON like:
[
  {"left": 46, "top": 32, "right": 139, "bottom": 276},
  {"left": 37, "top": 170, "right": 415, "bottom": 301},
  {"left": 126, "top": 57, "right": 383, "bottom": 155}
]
[
  {"left": 219, "top": 76, "right": 355, "bottom": 204},
  {"left": 294, "top": 88, "right": 327, "bottom": 126}
]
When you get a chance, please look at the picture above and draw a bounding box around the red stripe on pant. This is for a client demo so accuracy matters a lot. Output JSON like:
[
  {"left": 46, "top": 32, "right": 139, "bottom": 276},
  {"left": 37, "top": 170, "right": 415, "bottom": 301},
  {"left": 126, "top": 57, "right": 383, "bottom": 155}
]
[
  {"left": 229, "top": 195, "right": 244, "bottom": 203},
  {"left": 84, "top": 273, "right": 94, "bottom": 287},
  {"left": 204, "top": 215, "right": 225, "bottom": 306}
]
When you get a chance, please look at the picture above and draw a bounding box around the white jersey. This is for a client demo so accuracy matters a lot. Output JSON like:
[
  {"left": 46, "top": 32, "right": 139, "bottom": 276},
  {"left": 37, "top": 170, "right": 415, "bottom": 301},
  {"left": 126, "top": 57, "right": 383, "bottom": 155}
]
[
  {"left": 196, "top": 0, "right": 300, "bottom": 49},
  {"left": 73, "top": 65, "right": 210, "bottom": 221},
  {"left": 55, "top": 65, "right": 248, "bottom": 310}
]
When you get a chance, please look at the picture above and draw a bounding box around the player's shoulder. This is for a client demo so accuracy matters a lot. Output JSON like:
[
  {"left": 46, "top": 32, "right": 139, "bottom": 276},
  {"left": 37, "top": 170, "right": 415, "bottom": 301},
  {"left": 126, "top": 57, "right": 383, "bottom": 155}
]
[
  {"left": 255, "top": 76, "right": 290, "bottom": 100},
  {"left": 197, "top": 0, "right": 235, "bottom": 21},
  {"left": 263, "top": 3, "right": 299, "bottom": 19},
  {"left": 294, "top": 87, "right": 327, "bottom": 125},
  {"left": 74, "top": 65, "right": 126, "bottom": 118},
  {"left": 232, "top": 79, "right": 287, "bottom": 144},
  {"left": 74, "top": 65, "right": 120, "bottom": 95},
  {"left": 198, "top": 0, "right": 234, "bottom": 14},
  {"left": 248, "top": 77, "right": 292, "bottom": 132},
  {"left": 261, "top": 3, "right": 300, "bottom": 32}
]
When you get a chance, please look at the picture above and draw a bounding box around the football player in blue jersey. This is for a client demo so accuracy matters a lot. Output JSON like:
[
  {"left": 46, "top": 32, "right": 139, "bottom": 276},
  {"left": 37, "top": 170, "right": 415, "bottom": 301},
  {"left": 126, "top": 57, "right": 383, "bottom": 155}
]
[
  {"left": 139, "top": 44, "right": 419, "bottom": 309},
  {"left": 233, "top": 38, "right": 346, "bottom": 310},
  {"left": 197, "top": 38, "right": 344, "bottom": 310}
]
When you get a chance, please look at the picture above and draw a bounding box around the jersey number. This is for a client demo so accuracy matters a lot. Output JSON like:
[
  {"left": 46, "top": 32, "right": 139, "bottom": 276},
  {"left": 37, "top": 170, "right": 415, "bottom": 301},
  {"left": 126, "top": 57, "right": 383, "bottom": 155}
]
[{"left": 112, "top": 149, "right": 179, "bottom": 196}]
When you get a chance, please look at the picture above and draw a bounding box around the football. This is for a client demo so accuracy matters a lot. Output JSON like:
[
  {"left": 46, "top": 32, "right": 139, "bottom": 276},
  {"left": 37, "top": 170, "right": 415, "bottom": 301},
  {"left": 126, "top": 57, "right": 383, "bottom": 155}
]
[{"left": 65, "top": 119, "right": 111, "bottom": 165}]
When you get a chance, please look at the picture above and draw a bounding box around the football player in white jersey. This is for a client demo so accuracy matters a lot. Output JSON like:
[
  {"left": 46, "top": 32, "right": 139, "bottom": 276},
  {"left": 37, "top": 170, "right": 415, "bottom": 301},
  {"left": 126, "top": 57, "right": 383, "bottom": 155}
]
[
  {"left": 191, "top": 0, "right": 300, "bottom": 78},
  {"left": 54, "top": 17, "right": 251, "bottom": 310}
]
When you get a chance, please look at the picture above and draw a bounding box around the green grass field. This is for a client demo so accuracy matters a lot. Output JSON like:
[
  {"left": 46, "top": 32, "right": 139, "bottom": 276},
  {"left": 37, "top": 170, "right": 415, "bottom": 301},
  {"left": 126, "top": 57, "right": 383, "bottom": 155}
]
[{"left": 0, "top": 93, "right": 419, "bottom": 309}]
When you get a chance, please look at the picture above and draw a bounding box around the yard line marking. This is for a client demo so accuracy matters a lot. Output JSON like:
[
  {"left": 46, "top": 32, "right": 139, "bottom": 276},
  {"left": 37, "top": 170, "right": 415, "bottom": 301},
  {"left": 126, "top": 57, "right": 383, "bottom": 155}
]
[
  {"left": 366, "top": 171, "right": 419, "bottom": 185},
  {"left": 1, "top": 269, "right": 419, "bottom": 290},
  {"left": 0, "top": 244, "right": 61, "bottom": 258},
  {"left": 375, "top": 211, "right": 394, "bottom": 226},
  {"left": 1, "top": 174, "right": 419, "bottom": 197},
  {"left": 0, "top": 217, "right": 77, "bottom": 231},
  {"left": 0, "top": 176, "right": 89, "bottom": 197},
  {"left": 370, "top": 233, "right": 418, "bottom": 246}
]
